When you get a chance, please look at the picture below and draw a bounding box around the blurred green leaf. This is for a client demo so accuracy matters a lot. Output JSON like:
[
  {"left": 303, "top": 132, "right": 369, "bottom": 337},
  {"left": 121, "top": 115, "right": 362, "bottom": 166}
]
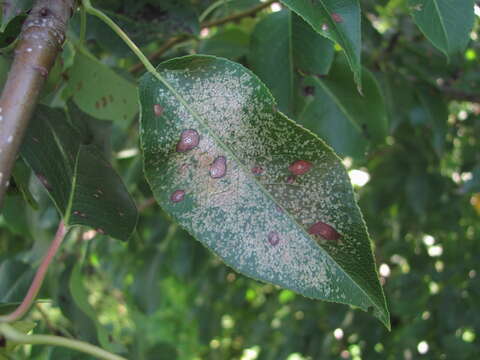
[
  {"left": 297, "top": 56, "right": 388, "bottom": 157},
  {"left": 199, "top": 27, "right": 250, "bottom": 61},
  {"left": 408, "top": 0, "right": 475, "bottom": 57},
  {"left": 0, "top": 0, "right": 32, "bottom": 32},
  {"left": 139, "top": 55, "right": 389, "bottom": 327}
]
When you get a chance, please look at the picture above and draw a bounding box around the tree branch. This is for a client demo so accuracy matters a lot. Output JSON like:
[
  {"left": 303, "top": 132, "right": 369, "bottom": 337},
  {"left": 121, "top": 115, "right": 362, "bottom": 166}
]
[
  {"left": 0, "top": 0, "right": 76, "bottom": 209},
  {"left": 201, "top": 0, "right": 276, "bottom": 28}
]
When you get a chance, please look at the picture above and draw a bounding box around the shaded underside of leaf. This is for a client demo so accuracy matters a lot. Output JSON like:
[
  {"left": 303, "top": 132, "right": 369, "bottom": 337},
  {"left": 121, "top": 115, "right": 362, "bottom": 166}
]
[
  {"left": 139, "top": 55, "right": 389, "bottom": 327},
  {"left": 20, "top": 104, "right": 137, "bottom": 240},
  {"left": 280, "top": 0, "right": 362, "bottom": 86},
  {"left": 408, "top": 0, "right": 475, "bottom": 57}
]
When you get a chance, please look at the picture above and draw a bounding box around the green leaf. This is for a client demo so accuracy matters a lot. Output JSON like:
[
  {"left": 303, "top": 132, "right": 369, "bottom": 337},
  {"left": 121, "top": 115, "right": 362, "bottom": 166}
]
[
  {"left": 139, "top": 55, "right": 389, "bottom": 327},
  {"left": 280, "top": 0, "right": 362, "bottom": 86},
  {"left": 75, "top": 0, "right": 199, "bottom": 57},
  {"left": 297, "top": 56, "right": 388, "bottom": 158},
  {"left": 69, "top": 262, "right": 126, "bottom": 353},
  {"left": 0, "top": 0, "right": 32, "bottom": 32},
  {"left": 20, "top": 104, "right": 137, "bottom": 240},
  {"left": 64, "top": 50, "right": 138, "bottom": 128},
  {"left": 199, "top": 27, "right": 250, "bottom": 61},
  {"left": 408, "top": 0, "right": 475, "bottom": 57},
  {"left": 0, "top": 260, "right": 34, "bottom": 304},
  {"left": 249, "top": 10, "right": 334, "bottom": 117}
]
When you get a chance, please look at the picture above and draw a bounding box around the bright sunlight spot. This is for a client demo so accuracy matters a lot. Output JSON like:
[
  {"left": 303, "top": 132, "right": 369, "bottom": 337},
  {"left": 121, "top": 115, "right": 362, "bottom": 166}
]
[
  {"left": 271, "top": 3, "right": 282, "bottom": 12},
  {"left": 422, "top": 234, "right": 435, "bottom": 246},
  {"left": 417, "top": 341, "right": 429, "bottom": 354},
  {"left": 241, "top": 346, "right": 260, "bottom": 360},
  {"left": 379, "top": 263, "right": 391, "bottom": 277},
  {"left": 334, "top": 328, "right": 344, "bottom": 340},
  {"left": 349, "top": 169, "right": 370, "bottom": 187},
  {"left": 428, "top": 245, "right": 443, "bottom": 257}
]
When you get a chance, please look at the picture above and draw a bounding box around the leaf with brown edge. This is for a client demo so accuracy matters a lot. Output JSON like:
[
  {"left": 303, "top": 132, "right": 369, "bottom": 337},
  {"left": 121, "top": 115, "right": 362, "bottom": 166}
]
[{"left": 139, "top": 55, "right": 389, "bottom": 328}]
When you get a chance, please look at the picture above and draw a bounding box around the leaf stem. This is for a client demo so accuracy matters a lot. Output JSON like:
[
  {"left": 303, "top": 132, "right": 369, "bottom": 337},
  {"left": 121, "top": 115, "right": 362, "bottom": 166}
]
[
  {"left": 82, "top": 0, "right": 157, "bottom": 75},
  {"left": 0, "top": 222, "right": 67, "bottom": 323},
  {"left": 80, "top": 3, "right": 87, "bottom": 45},
  {"left": 0, "top": 323, "right": 126, "bottom": 360}
]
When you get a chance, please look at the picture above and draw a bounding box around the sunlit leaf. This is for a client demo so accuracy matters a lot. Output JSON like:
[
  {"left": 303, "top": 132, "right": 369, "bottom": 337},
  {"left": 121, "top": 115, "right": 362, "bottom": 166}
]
[
  {"left": 139, "top": 55, "right": 389, "bottom": 327},
  {"left": 64, "top": 50, "right": 138, "bottom": 128}
]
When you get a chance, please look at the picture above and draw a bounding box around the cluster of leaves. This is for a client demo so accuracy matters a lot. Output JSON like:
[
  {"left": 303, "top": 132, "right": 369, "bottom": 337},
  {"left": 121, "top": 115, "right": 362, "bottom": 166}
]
[{"left": 0, "top": 0, "right": 479, "bottom": 359}]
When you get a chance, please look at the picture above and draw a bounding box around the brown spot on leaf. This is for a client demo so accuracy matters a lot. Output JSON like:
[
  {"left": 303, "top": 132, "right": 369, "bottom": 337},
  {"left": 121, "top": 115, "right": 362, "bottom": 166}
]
[
  {"left": 308, "top": 221, "right": 341, "bottom": 241},
  {"left": 209, "top": 156, "right": 227, "bottom": 179},
  {"left": 288, "top": 160, "right": 312, "bottom": 176},
  {"left": 171, "top": 189, "right": 185, "bottom": 203},
  {"left": 154, "top": 104, "right": 163, "bottom": 116},
  {"left": 176, "top": 129, "right": 199, "bottom": 152}
]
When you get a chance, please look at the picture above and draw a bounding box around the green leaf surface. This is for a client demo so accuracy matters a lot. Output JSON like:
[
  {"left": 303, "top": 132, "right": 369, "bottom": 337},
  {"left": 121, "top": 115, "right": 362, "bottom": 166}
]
[
  {"left": 297, "top": 56, "right": 388, "bottom": 158},
  {"left": 64, "top": 50, "right": 138, "bottom": 128},
  {"left": 408, "top": 0, "right": 475, "bottom": 57},
  {"left": 249, "top": 10, "right": 334, "bottom": 117},
  {"left": 0, "top": 260, "right": 34, "bottom": 303},
  {"left": 20, "top": 105, "right": 137, "bottom": 240},
  {"left": 199, "top": 27, "right": 250, "bottom": 61},
  {"left": 0, "top": 0, "right": 32, "bottom": 32},
  {"left": 69, "top": 262, "right": 126, "bottom": 353},
  {"left": 139, "top": 55, "right": 389, "bottom": 327},
  {"left": 280, "top": 0, "right": 362, "bottom": 86}
]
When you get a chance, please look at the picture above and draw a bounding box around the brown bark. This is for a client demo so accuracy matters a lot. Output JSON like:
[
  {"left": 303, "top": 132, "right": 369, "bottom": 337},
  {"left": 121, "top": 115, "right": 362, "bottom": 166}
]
[{"left": 0, "top": 0, "right": 76, "bottom": 209}]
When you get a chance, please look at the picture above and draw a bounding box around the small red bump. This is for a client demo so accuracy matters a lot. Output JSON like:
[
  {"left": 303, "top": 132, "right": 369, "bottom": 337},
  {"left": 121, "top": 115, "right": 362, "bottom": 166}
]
[
  {"left": 288, "top": 160, "right": 312, "bottom": 176},
  {"left": 286, "top": 175, "right": 295, "bottom": 184},
  {"left": 268, "top": 231, "right": 280, "bottom": 246},
  {"left": 210, "top": 156, "right": 227, "bottom": 179},
  {"left": 308, "top": 221, "right": 341, "bottom": 241},
  {"left": 171, "top": 189, "right": 185, "bottom": 203},
  {"left": 176, "top": 129, "right": 200, "bottom": 152},
  {"left": 154, "top": 104, "right": 163, "bottom": 116},
  {"left": 331, "top": 13, "right": 343, "bottom": 23},
  {"left": 251, "top": 166, "right": 263, "bottom": 175}
]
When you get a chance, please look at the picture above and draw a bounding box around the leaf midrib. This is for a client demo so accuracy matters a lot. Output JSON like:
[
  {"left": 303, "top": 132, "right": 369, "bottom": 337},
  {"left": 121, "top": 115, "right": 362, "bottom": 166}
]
[
  {"left": 144, "top": 58, "right": 383, "bottom": 315},
  {"left": 431, "top": 0, "right": 450, "bottom": 53}
]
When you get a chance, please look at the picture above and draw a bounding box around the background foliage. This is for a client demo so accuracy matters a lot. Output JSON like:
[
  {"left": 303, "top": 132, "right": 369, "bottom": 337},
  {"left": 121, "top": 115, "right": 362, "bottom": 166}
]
[{"left": 0, "top": 0, "right": 479, "bottom": 359}]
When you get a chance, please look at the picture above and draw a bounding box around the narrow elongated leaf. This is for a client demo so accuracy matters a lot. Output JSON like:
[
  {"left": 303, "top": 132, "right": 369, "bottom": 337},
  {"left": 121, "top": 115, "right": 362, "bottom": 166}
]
[
  {"left": 139, "top": 55, "right": 389, "bottom": 327},
  {"left": 408, "top": 0, "right": 475, "bottom": 57},
  {"left": 64, "top": 50, "right": 138, "bottom": 128},
  {"left": 297, "top": 56, "right": 388, "bottom": 158},
  {"left": 21, "top": 105, "right": 137, "bottom": 240},
  {"left": 249, "top": 10, "right": 334, "bottom": 117},
  {"left": 280, "top": 0, "right": 361, "bottom": 86}
]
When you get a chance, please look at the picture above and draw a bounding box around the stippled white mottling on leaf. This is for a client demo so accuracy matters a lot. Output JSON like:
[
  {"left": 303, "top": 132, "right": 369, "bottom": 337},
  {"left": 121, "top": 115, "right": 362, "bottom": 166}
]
[{"left": 139, "top": 55, "right": 389, "bottom": 328}]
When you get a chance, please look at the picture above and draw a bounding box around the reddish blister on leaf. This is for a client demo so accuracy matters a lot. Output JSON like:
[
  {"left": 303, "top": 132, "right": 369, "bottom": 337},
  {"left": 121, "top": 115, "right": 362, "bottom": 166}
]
[
  {"left": 176, "top": 129, "right": 200, "bottom": 152},
  {"left": 331, "top": 13, "right": 343, "bottom": 23},
  {"left": 288, "top": 160, "right": 312, "bottom": 176},
  {"left": 154, "top": 104, "right": 163, "bottom": 116},
  {"left": 308, "top": 221, "right": 341, "bottom": 241}
]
